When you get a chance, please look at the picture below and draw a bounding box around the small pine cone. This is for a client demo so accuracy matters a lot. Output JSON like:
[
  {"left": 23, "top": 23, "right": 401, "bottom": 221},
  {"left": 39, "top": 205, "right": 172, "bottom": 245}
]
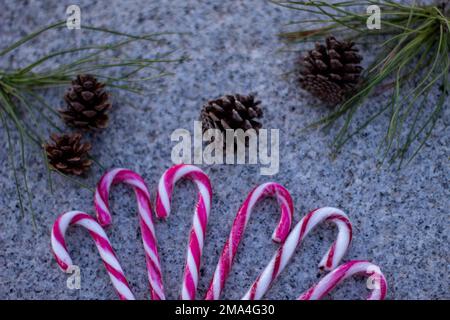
[
  {"left": 200, "top": 94, "right": 263, "bottom": 133},
  {"left": 59, "top": 74, "right": 111, "bottom": 130},
  {"left": 44, "top": 133, "right": 93, "bottom": 176},
  {"left": 299, "top": 36, "right": 363, "bottom": 106}
]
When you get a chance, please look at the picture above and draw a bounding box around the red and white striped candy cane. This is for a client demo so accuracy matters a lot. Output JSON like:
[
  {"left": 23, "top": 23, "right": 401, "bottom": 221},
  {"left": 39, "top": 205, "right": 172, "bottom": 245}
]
[
  {"left": 298, "top": 260, "right": 387, "bottom": 300},
  {"left": 94, "top": 168, "right": 164, "bottom": 300},
  {"left": 51, "top": 211, "right": 134, "bottom": 300},
  {"left": 205, "top": 182, "right": 294, "bottom": 300},
  {"left": 242, "top": 207, "right": 352, "bottom": 300},
  {"left": 155, "top": 164, "right": 212, "bottom": 300}
]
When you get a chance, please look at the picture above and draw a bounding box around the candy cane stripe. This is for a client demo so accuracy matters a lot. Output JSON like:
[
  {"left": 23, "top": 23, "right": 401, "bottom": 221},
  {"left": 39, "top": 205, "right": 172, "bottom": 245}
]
[
  {"left": 298, "top": 260, "right": 387, "bottom": 300},
  {"left": 205, "top": 182, "right": 294, "bottom": 300},
  {"left": 242, "top": 207, "right": 352, "bottom": 300},
  {"left": 50, "top": 166, "right": 387, "bottom": 302},
  {"left": 155, "top": 164, "right": 212, "bottom": 300},
  {"left": 51, "top": 211, "right": 135, "bottom": 300},
  {"left": 94, "top": 168, "right": 164, "bottom": 300}
]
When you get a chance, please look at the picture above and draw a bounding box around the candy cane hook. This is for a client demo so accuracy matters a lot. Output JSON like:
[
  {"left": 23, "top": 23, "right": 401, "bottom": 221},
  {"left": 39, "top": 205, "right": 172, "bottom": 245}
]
[
  {"left": 243, "top": 207, "right": 352, "bottom": 300},
  {"left": 205, "top": 182, "right": 294, "bottom": 300},
  {"left": 94, "top": 168, "right": 164, "bottom": 300},
  {"left": 51, "top": 211, "right": 134, "bottom": 300},
  {"left": 298, "top": 260, "right": 387, "bottom": 300},
  {"left": 155, "top": 164, "right": 212, "bottom": 300}
]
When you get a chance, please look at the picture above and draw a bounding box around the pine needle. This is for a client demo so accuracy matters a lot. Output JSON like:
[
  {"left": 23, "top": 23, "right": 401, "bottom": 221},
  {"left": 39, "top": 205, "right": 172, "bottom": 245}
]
[
  {"left": 0, "top": 20, "right": 183, "bottom": 222},
  {"left": 274, "top": 0, "right": 450, "bottom": 166}
]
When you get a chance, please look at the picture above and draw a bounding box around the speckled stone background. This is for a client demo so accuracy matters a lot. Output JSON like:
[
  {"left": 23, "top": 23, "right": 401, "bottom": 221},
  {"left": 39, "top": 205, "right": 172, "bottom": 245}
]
[{"left": 0, "top": 0, "right": 448, "bottom": 300}]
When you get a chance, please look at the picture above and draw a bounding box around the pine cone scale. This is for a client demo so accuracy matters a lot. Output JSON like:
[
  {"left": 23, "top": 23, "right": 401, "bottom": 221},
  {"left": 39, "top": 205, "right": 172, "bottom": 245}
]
[
  {"left": 81, "top": 91, "right": 94, "bottom": 101},
  {"left": 44, "top": 133, "right": 92, "bottom": 176},
  {"left": 300, "top": 36, "right": 363, "bottom": 106},
  {"left": 200, "top": 94, "right": 263, "bottom": 134},
  {"left": 82, "top": 110, "right": 97, "bottom": 117},
  {"left": 59, "top": 74, "right": 112, "bottom": 130}
]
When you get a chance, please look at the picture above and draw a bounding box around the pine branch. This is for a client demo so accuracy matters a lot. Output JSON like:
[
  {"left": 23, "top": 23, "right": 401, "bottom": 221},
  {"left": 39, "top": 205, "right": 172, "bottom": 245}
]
[
  {"left": 274, "top": 0, "right": 450, "bottom": 166},
  {"left": 0, "top": 20, "right": 183, "bottom": 221}
]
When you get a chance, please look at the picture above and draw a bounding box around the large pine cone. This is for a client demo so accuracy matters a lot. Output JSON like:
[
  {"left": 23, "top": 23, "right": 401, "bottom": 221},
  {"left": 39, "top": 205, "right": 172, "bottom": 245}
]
[
  {"left": 44, "top": 133, "right": 93, "bottom": 175},
  {"left": 299, "top": 36, "right": 363, "bottom": 106},
  {"left": 200, "top": 94, "right": 263, "bottom": 133},
  {"left": 59, "top": 74, "right": 111, "bottom": 129}
]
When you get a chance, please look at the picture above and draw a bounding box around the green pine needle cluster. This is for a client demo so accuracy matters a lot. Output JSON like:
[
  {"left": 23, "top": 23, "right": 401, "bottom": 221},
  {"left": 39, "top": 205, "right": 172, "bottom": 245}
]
[
  {"left": 273, "top": 0, "right": 449, "bottom": 167},
  {"left": 0, "top": 21, "right": 183, "bottom": 224}
]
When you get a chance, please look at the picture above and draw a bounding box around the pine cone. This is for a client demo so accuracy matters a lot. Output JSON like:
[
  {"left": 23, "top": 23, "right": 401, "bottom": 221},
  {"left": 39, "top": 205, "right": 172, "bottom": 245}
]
[
  {"left": 44, "top": 133, "right": 92, "bottom": 176},
  {"left": 299, "top": 36, "right": 363, "bottom": 106},
  {"left": 59, "top": 74, "right": 111, "bottom": 130},
  {"left": 200, "top": 94, "right": 263, "bottom": 133}
]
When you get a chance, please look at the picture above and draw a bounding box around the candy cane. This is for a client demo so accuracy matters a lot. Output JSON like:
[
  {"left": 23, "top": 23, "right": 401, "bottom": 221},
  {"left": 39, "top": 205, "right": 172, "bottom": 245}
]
[
  {"left": 205, "top": 182, "right": 294, "bottom": 300},
  {"left": 298, "top": 260, "right": 387, "bottom": 300},
  {"left": 155, "top": 164, "right": 212, "bottom": 300},
  {"left": 94, "top": 168, "right": 164, "bottom": 300},
  {"left": 51, "top": 211, "right": 134, "bottom": 300},
  {"left": 242, "top": 207, "right": 352, "bottom": 300}
]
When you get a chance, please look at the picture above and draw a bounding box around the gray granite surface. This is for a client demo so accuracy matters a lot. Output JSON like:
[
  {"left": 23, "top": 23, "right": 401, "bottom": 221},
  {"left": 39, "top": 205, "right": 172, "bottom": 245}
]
[{"left": 0, "top": 0, "right": 449, "bottom": 300}]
